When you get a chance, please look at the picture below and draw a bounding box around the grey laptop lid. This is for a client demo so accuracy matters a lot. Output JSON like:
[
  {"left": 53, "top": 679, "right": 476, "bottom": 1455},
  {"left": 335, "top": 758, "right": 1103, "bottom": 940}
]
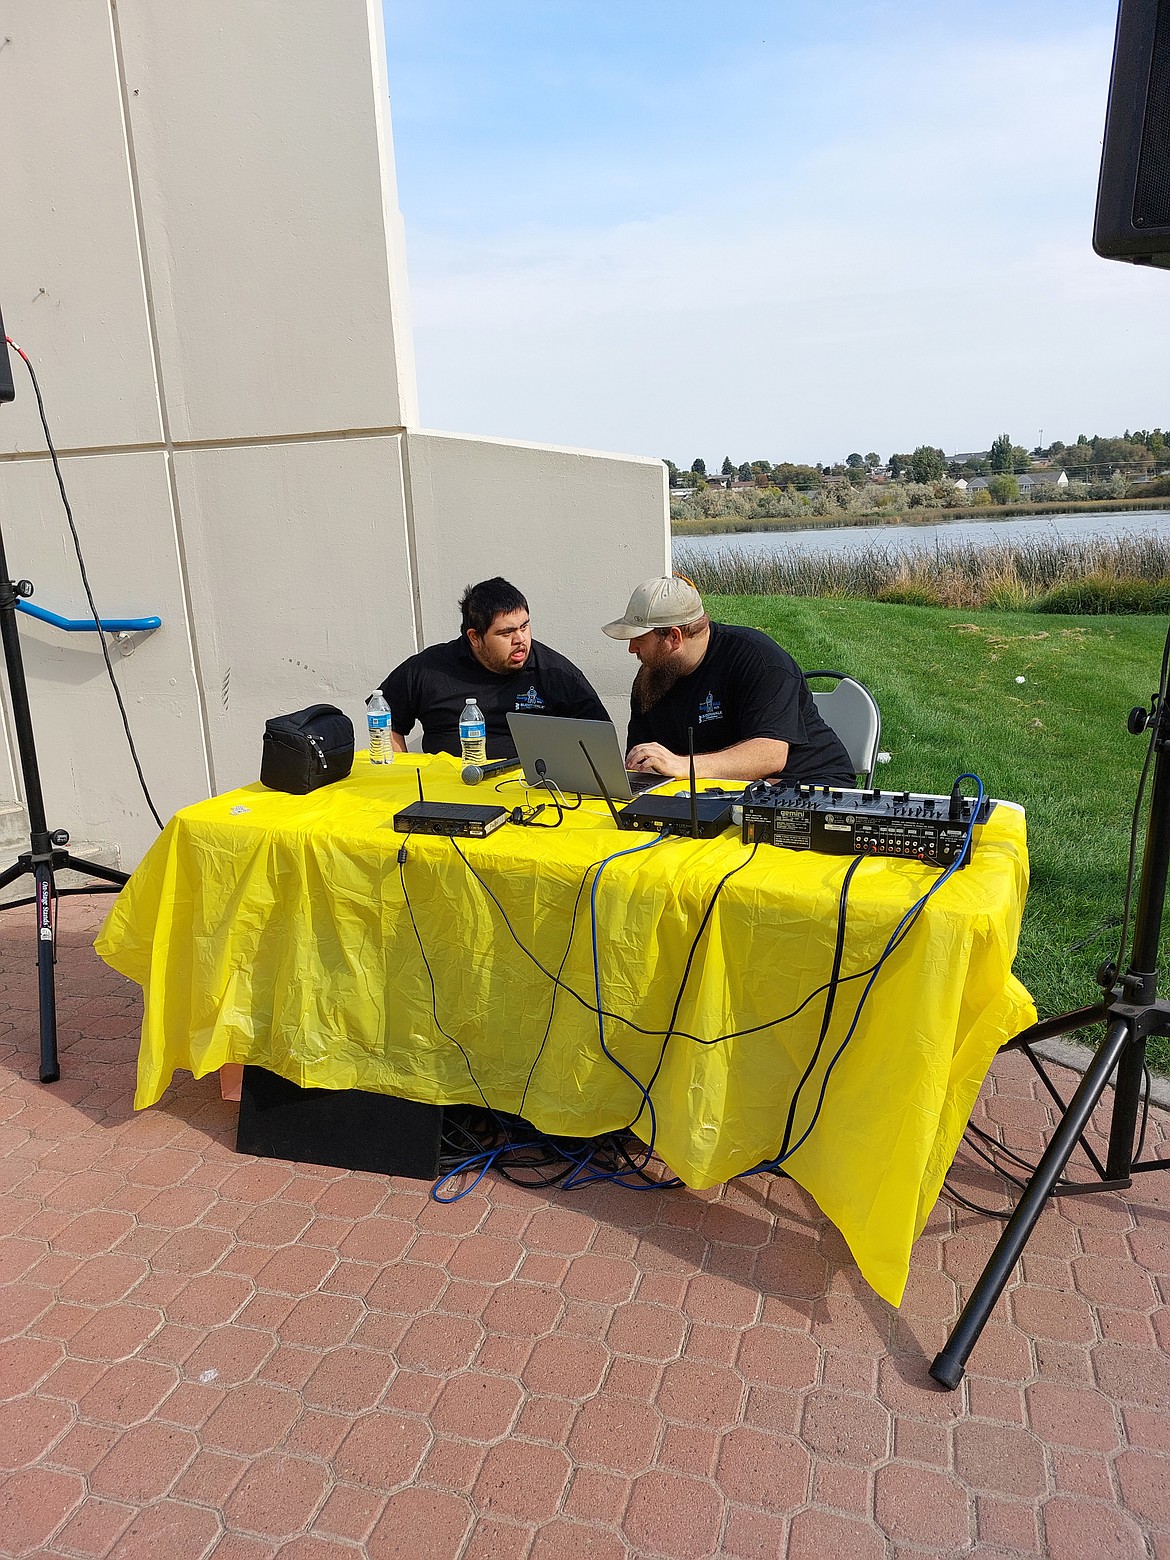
[{"left": 506, "top": 713, "right": 664, "bottom": 800}]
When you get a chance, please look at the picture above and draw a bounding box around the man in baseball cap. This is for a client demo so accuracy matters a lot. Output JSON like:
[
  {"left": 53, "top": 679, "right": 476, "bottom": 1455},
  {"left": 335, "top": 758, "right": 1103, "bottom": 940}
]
[{"left": 602, "top": 575, "right": 854, "bottom": 785}]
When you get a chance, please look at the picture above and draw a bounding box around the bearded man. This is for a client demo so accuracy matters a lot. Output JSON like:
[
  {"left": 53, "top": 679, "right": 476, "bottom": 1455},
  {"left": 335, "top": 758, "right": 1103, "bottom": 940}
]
[{"left": 602, "top": 575, "right": 855, "bottom": 785}]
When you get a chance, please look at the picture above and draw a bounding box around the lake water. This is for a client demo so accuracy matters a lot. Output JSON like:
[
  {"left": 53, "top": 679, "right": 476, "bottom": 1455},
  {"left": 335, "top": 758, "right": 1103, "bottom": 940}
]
[{"left": 673, "top": 509, "right": 1170, "bottom": 562}]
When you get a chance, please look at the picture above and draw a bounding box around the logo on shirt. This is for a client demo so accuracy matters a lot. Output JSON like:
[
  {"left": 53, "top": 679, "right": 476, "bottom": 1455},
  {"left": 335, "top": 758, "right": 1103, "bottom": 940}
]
[
  {"left": 697, "top": 692, "right": 723, "bottom": 725},
  {"left": 514, "top": 685, "right": 545, "bottom": 712}
]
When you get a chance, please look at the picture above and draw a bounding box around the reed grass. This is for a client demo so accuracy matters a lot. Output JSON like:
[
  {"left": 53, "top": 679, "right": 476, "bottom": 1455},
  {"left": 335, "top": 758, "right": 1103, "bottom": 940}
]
[{"left": 675, "top": 534, "right": 1170, "bottom": 613}]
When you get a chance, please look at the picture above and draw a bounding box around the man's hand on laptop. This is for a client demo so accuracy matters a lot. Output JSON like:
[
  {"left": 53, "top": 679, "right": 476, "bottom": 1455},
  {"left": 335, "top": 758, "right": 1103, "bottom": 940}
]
[
  {"left": 625, "top": 742, "right": 686, "bottom": 778},
  {"left": 626, "top": 737, "right": 790, "bottom": 782}
]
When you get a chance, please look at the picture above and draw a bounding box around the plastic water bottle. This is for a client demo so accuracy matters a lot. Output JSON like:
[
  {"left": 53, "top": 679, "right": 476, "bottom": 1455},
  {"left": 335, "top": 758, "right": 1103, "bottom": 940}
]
[
  {"left": 459, "top": 698, "right": 487, "bottom": 766},
  {"left": 367, "top": 690, "right": 392, "bottom": 765}
]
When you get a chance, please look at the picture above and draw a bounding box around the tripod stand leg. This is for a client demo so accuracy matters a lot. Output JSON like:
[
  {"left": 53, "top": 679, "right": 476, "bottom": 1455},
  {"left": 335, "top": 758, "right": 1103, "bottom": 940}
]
[
  {"left": 0, "top": 857, "right": 29, "bottom": 892},
  {"left": 1106, "top": 1037, "right": 1147, "bottom": 1181},
  {"left": 33, "top": 860, "right": 59, "bottom": 1083},
  {"left": 930, "top": 1016, "right": 1132, "bottom": 1389},
  {"left": 59, "top": 854, "right": 128, "bottom": 889}
]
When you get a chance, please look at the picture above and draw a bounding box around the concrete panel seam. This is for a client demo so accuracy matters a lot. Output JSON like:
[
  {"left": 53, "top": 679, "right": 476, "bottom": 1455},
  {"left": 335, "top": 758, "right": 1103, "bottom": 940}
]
[
  {"left": 107, "top": 0, "right": 210, "bottom": 799},
  {"left": 363, "top": 0, "right": 420, "bottom": 427},
  {"left": 0, "top": 425, "right": 411, "bottom": 464},
  {"left": 397, "top": 432, "right": 425, "bottom": 652}
]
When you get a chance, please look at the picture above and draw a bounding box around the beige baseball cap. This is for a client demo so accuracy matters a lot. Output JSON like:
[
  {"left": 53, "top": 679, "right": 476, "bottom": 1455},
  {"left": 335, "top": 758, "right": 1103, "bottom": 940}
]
[{"left": 602, "top": 575, "right": 706, "bottom": 640}]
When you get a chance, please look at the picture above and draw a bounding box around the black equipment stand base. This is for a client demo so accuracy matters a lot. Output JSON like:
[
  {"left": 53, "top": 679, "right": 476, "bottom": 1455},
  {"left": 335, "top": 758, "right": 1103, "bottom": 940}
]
[
  {"left": 0, "top": 536, "right": 129, "bottom": 1084},
  {"left": 0, "top": 848, "right": 127, "bottom": 1083},
  {"left": 931, "top": 678, "right": 1170, "bottom": 1390}
]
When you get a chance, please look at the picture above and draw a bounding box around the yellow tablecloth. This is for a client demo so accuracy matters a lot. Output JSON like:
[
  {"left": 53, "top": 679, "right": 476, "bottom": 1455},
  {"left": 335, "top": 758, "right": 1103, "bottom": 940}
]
[{"left": 96, "top": 753, "right": 1035, "bottom": 1304}]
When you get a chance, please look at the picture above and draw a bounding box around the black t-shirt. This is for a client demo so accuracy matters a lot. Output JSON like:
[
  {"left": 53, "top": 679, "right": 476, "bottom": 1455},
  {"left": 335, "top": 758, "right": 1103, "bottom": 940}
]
[
  {"left": 626, "top": 622, "right": 855, "bottom": 785},
  {"left": 380, "top": 637, "right": 609, "bottom": 759}
]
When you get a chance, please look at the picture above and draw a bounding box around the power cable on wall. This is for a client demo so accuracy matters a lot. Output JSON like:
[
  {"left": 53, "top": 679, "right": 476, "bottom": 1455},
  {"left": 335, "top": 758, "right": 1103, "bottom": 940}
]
[{"left": 5, "top": 336, "right": 163, "bottom": 830}]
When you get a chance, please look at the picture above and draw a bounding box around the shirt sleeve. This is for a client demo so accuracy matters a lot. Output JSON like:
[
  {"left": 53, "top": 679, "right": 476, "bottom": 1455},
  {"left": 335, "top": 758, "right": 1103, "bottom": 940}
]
[
  {"left": 729, "top": 641, "right": 808, "bottom": 745},
  {"left": 380, "top": 657, "right": 419, "bottom": 738}
]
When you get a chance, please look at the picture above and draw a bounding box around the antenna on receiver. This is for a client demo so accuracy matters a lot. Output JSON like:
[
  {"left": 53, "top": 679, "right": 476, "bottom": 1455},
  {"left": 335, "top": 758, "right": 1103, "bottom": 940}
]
[
  {"left": 416, "top": 766, "right": 425, "bottom": 805},
  {"left": 578, "top": 740, "right": 624, "bottom": 829},
  {"left": 688, "top": 727, "right": 698, "bottom": 840}
]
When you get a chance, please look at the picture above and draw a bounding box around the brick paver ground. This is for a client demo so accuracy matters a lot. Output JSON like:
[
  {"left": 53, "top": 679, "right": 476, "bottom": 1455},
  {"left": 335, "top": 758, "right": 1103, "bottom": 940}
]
[{"left": 0, "top": 898, "right": 1167, "bottom": 1558}]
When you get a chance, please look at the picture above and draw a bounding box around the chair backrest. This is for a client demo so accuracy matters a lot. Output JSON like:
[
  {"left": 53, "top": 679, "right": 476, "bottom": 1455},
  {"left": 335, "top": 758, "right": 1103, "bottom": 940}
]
[{"left": 803, "top": 669, "right": 882, "bottom": 788}]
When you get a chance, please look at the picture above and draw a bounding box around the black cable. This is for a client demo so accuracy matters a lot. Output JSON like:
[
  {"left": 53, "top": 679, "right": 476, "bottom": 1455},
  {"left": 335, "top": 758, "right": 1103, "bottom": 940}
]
[
  {"left": 945, "top": 1054, "right": 1145, "bottom": 1207},
  {"left": 1109, "top": 613, "right": 1170, "bottom": 979},
  {"left": 400, "top": 844, "right": 615, "bottom": 1171},
  {"left": 963, "top": 1120, "right": 1040, "bottom": 1174},
  {"left": 613, "top": 1132, "right": 680, "bottom": 1187},
  {"left": 533, "top": 760, "right": 582, "bottom": 814},
  {"left": 450, "top": 815, "right": 990, "bottom": 1086},
  {"left": 754, "top": 778, "right": 988, "bottom": 1175},
  {"left": 517, "top": 854, "right": 601, "bottom": 1118},
  {"left": 1068, "top": 916, "right": 1123, "bottom": 956},
  {"left": 775, "top": 854, "right": 865, "bottom": 1159},
  {"left": 397, "top": 853, "right": 497, "bottom": 1115},
  {"left": 1135, "top": 1062, "right": 1152, "bottom": 1165},
  {"left": 441, "top": 780, "right": 984, "bottom": 1192},
  {"left": 514, "top": 800, "right": 564, "bottom": 829},
  {"left": 958, "top": 1129, "right": 1031, "bottom": 1192},
  {"left": 630, "top": 845, "right": 760, "bottom": 1129},
  {"left": 6, "top": 337, "right": 164, "bottom": 830},
  {"left": 944, "top": 1185, "right": 1016, "bottom": 1220},
  {"left": 449, "top": 831, "right": 884, "bottom": 1049}
]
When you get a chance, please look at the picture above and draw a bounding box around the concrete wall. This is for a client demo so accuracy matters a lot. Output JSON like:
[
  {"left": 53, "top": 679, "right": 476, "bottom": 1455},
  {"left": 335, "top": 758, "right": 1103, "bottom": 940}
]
[
  {"left": 404, "top": 431, "right": 669, "bottom": 726},
  {"left": 0, "top": 1, "right": 667, "bottom": 867}
]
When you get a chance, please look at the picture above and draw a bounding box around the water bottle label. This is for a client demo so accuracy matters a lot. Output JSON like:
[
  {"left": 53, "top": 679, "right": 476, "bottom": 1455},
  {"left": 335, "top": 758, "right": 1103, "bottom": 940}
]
[
  {"left": 460, "top": 721, "right": 486, "bottom": 741},
  {"left": 368, "top": 709, "right": 392, "bottom": 764}
]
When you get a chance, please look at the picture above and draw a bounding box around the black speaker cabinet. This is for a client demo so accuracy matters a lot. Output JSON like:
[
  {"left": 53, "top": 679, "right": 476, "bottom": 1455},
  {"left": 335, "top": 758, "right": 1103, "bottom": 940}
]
[
  {"left": 236, "top": 1065, "right": 443, "bottom": 1179},
  {"left": 1094, "top": 0, "right": 1170, "bottom": 267}
]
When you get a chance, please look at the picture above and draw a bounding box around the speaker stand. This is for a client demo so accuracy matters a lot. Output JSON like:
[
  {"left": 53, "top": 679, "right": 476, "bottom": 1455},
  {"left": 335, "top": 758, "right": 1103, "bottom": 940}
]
[
  {"left": 0, "top": 525, "right": 127, "bottom": 1083},
  {"left": 930, "top": 679, "right": 1170, "bottom": 1387}
]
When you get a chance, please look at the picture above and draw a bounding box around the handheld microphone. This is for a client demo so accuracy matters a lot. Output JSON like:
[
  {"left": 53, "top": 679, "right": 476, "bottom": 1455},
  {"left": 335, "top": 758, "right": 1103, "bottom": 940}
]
[{"left": 461, "top": 757, "right": 522, "bottom": 786}]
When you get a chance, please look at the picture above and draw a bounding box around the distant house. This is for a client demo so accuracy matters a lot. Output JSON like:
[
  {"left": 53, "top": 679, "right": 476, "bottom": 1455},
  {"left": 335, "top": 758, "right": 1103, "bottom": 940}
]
[
  {"left": 1019, "top": 470, "right": 1069, "bottom": 493},
  {"left": 964, "top": 470, "right": 1068, "bottom": 495}
]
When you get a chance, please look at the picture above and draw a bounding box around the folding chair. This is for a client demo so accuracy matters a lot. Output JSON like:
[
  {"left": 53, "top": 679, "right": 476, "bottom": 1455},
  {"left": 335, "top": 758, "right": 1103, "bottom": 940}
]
[{"left": 803, "top": 670, "right": 882, "bottom": 788}]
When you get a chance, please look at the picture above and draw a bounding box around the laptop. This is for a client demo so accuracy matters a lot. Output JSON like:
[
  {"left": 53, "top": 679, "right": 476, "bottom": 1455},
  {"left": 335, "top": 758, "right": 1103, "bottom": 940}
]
[{"left": 506, "top": 713, "right": 666, "bottom": 800}]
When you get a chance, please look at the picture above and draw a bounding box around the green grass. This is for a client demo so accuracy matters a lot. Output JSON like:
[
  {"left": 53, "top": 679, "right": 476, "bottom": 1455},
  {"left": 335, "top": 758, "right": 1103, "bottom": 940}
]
[{"left": 708, "top": 593, "right": 1170, "bottom": 1073}]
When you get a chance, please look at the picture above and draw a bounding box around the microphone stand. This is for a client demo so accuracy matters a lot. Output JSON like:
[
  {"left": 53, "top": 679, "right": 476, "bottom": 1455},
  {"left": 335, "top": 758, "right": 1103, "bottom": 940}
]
[{"left": 0, "top": 318, "right": 128, "bottom": 1083}]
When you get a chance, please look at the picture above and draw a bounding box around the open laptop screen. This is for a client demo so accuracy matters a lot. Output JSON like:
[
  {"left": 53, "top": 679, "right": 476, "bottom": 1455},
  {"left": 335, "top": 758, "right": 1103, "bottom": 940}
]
[{"left": 506, "top": 713, "right": 665, "bottom": 800}]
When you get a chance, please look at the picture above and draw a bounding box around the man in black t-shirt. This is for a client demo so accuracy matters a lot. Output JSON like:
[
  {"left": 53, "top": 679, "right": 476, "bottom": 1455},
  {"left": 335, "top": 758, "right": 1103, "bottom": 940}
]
[
  {"left": 380, "top": 577, "right": 608, "bottom": 759},
  {"left": 601, "top": 575, "right": 855, "bottom": 785}
]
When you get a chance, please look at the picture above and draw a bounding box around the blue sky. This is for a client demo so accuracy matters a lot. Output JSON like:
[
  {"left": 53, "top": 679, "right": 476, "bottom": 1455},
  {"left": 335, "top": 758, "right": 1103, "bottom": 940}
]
[{"left": 382, "top": 1, "right": 1168, "bottom": 467}]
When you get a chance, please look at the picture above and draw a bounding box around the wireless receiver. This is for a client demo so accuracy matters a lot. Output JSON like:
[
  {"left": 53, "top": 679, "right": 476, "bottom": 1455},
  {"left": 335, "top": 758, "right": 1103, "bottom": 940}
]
[
  {"left": 394, "top": 766, "right": 508, "bottom": 839},
  {"left": 578, "top": 732, "right": 733, "bottom": 839}
]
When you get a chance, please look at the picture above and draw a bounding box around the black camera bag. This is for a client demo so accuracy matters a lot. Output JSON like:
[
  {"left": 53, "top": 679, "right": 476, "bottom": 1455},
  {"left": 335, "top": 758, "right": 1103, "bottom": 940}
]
[{"left": 260, "top": 704, "right": 354, "bottom": 795}]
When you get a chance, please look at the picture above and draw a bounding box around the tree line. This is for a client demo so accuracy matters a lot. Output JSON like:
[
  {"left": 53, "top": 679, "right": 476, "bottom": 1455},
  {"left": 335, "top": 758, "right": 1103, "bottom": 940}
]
[{"left": 666, "top": 426, "right": 1169, "bottom": 491}]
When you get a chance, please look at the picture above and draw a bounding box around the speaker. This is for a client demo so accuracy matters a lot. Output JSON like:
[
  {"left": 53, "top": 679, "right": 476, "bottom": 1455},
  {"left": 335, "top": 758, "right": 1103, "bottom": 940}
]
[
  {"left": 236, "top": 1065, "right": 444, "bottom": 1179},
  {"left": 1094, "top": 0, "right": 1170, "bottom": 267}
]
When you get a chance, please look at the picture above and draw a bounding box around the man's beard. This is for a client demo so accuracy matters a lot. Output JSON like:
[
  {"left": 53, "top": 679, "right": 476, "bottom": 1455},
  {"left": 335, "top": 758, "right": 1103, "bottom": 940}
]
[{"left": 633, "top": 659, "right": 684, "bottom": 713}]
